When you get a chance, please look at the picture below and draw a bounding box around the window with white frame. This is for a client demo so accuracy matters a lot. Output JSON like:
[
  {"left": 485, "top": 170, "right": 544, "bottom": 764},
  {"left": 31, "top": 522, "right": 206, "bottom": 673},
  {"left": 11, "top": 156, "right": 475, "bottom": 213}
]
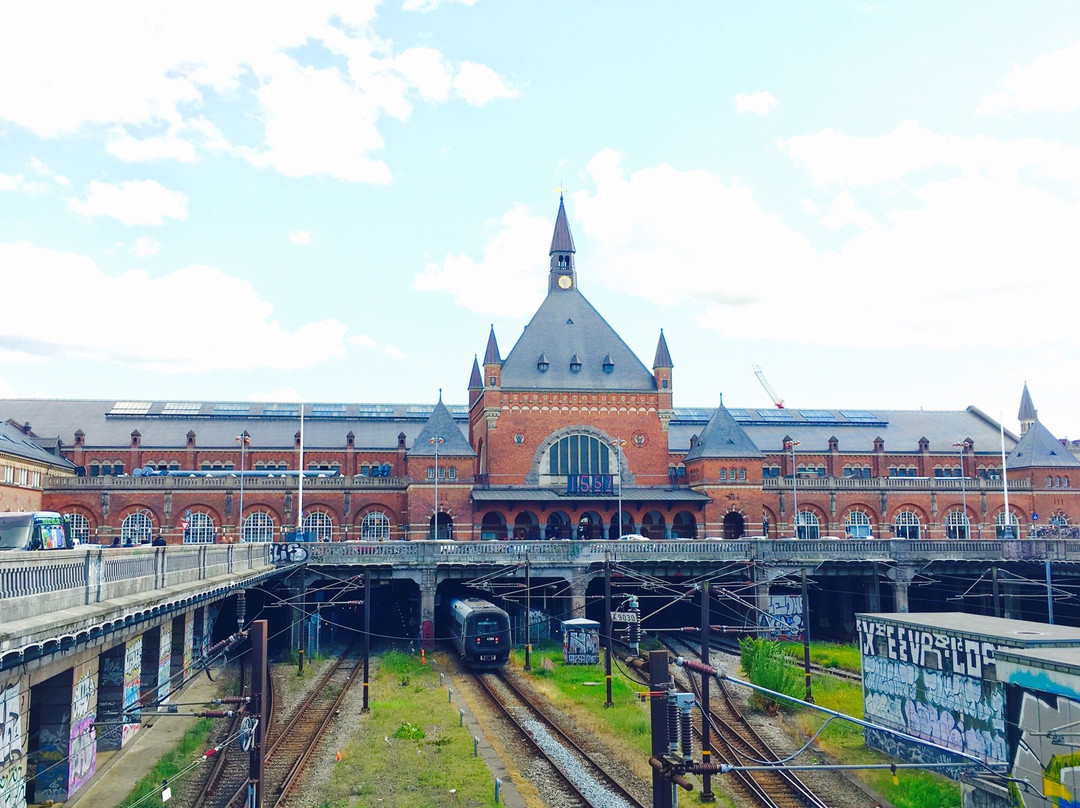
[
  {"left": 186, "top": 512, "right": 216, "bottom": 544},
  {"left": 304, "top": 511, "right": 334, "bottom": 541},
  {"left": 242, "top": 511, "right": 275, "bottom": 543},
  {"left": 995, "top": 510, "right": 1020, "bottom": 539},
  {"left": 65, "top": 512, "right": 90, "bottom": 544},
  {"left": 945, "top": 509, "right": 970, "bottom": 539},
  {"left": 795, "top": 510, "right": 819, "bottom": 540},
  {"left": 361, "top": 511, "right": 391, "bottom": 541},
  {"left": 121, "top": 510, "right": 153, "bottom": 545},
  {"left": 845, "top": 510, "right": 872, "bottom": 538},
  {"left": 893, "top": 510, "right": 921, "bottom": 539}
]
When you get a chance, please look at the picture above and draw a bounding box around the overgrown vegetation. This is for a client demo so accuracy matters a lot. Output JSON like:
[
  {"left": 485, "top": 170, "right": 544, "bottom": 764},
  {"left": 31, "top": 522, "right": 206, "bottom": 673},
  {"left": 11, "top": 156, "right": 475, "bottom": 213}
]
[
  {"left": 739, "top": 637, "right": 803, "bottom": 712},
  {"left": 779, "top": 639, "right": 861, "bottom": 672},
  {"left": 116, "top": 718, "right": 215, "bottom": 808}
]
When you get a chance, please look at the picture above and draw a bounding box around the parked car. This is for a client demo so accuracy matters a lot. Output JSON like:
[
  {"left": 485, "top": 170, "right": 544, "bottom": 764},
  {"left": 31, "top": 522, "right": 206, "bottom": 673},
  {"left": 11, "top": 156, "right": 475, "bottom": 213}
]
[{"left": 619, "top": 533, "right": 650, "bottom": 541}]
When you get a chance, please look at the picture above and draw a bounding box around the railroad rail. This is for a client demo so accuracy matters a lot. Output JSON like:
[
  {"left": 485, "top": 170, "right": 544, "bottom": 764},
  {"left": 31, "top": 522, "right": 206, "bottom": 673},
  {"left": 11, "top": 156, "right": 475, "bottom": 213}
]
[
  {"left": 474, "top": 670, "right": 649, "bottom": 808},
  {"left": 660, "top": 636, "right": 831, "bottom": 808}
]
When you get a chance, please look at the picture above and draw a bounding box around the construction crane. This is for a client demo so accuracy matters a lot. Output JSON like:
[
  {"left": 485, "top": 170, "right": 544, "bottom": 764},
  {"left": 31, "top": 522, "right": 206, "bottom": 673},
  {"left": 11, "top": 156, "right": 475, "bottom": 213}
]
[{"left": 752, "top": 365, "right": 784, "bottom": 409}]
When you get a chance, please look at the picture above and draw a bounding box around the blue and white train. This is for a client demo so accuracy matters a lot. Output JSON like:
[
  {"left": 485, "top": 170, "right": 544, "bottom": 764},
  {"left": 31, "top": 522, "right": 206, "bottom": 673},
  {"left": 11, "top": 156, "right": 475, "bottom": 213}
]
[{"left": 448, "top": 597, "right": 511, "bottom": 670}]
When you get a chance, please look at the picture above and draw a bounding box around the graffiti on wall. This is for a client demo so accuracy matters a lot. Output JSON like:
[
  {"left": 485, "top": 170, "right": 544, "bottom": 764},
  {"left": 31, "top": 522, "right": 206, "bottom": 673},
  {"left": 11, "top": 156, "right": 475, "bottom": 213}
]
[
  {"left": 67, "top": 668, "right": 96, "bottom": 795},
  {"left": 1009, "top": 690, "right": 1080, "bottom": 808},
  {"left": 121, "top": 638, "right": 143, "bottom": 746},
  {"left": 157, "top": 626, "right": 172, "bottom": 706},
  {"left": 184, "top": 618, "right": 194, "bottom": 676},
  {"left": 0, "top": 684, "right": 24, "bottom": 767},
  {"left": 0, "top": 764, "right": 25, "bottom": 808},
  {"left": 858, "top": 618, "right": 999, "bottom": 678},
  {"left": 34, "top": 722, "right": 69, "bottom": 803},
  {"left": 862, "top": 650, "right": 1007, "bottom": 763},
  {"left": 768, "top": 595, "right": 804, "bottom": 639},
  {"left": 564, "top": 627, "right": 599, "bottom": 665}
]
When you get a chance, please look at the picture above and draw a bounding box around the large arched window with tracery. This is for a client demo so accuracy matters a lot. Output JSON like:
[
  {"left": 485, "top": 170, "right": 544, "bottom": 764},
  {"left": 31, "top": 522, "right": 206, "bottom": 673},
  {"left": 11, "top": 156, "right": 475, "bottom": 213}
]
[
  {"left": 122, "top": 510, "right": 153, "bottom": 545},
  {"left": 361, "top": 511, "right": 390, "bottom": 541},
  {"left": 65, "top": 512, "right": 90, "bottom": 545},
  {"left": 795, "top": 510, "right": 819, "bottom": 540},
  {"left": 544, "top": 434, "right": 616, "bottom": 479},
  {"left": 945, "top": 510, "right": 970, "bottom": 539},
  {"left": 893, "top": 510, "right": 921, "bottom": 539},
  {"left": 304, "top": 511, "right": 334, "bottom": 541},
  {"left": 844, "top": 510, "right": 872, "bottom": 539},
  {"left": 186, "top": 512, "right": 216, "bottom": 544},
  {"left": 243, "top": 511, "right": 275, "bottom": 543}
]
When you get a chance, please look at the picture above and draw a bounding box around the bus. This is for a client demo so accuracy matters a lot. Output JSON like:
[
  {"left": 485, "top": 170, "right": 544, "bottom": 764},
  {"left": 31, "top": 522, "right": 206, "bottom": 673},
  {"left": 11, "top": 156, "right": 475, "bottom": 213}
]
[{"left": 0, "top": 511, "right": 74, "bottom": 551}]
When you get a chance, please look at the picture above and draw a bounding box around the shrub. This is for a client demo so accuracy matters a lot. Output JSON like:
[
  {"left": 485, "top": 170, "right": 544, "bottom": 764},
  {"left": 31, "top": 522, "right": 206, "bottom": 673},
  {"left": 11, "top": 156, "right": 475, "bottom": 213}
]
[{"left": 739, "top": 637, "right": 803, "bottom": 713}]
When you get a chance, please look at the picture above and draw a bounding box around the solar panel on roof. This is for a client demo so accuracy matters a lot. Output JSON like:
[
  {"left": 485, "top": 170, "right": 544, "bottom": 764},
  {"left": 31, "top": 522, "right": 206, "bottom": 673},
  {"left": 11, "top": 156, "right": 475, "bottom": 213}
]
[
  {"left": 800, "top": 409, "right": 838, "bottom": 422},
  {"left": 405, "top": 406, "right": 433, "bottom": 414},
  {"left": 110, "top": 402, "right": 151, "bottom": 415},
  {"left": 758, "top": 409, "right": 795, "bottom": 421},
  {"left": 310, "top": 404, "right": 347, "bottom": 416},
  {"left": 840, "top": 410, "right": 881, "bottom": 422},
  {"left": 728, "top": 409, "right": 749, "bottom": 418},
  {"left": 263, "top": 405, "right": 299, "bottom": 416},
  {"left": 356, "top": 405, "right": 394, "bottom": 416},
  {"left": 162, "top": 402, "right": 201, "bottom": 415},
  {"left": 214, "top": 404, "right": 250, "bottom": 415}
]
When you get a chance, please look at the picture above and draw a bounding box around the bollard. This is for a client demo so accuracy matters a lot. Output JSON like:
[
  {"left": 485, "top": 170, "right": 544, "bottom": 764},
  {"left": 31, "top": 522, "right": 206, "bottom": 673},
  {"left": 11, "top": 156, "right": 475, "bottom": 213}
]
[
  {"left": 421, "top": 648, "right": 425, "bottom": 665},
  {"left": 495, "top": 777, "right": 502, "bottom": 804},
  {"left": 440, "top": 673, "right": 444, "bottom": 686},
  {"left": 448, "top": 687, "right": 453, "bottom": 703},
  {"left": 474, "top": 736, "right": 479, "bottom": 757},
  {"left": 459, "top": 708, "right": 464, "bottom": 727}
]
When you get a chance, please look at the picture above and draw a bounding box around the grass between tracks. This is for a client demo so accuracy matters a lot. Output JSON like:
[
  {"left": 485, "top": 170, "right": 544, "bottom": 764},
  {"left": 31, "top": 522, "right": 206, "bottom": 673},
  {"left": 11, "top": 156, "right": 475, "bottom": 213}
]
[
  {"left": 779, "top": 639, "right": 862, "bottom": 673},
  {"left": 318, "top": 650, "right": 501, "bottom": 808},
  {"left": 116, "top": 719, "right": 215, "bottom": 808}
]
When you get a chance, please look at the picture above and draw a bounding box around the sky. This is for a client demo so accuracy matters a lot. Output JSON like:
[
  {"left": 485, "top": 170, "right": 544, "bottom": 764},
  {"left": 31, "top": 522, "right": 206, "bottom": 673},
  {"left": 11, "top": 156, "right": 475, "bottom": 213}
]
[{"left": 1, "top": 2, "right": 1079, "bottom": 439}]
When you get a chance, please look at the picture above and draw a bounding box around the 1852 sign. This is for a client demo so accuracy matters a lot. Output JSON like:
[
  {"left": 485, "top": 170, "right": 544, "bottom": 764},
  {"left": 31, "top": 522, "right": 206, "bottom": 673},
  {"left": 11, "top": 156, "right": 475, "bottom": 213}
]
[{"left": 567, "top": 475, "right": 614, "bottom": 495}]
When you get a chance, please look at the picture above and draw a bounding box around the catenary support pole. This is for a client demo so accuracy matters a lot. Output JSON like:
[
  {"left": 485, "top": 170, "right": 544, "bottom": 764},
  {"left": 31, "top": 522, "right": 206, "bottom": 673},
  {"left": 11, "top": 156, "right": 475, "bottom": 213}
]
[
  {"left": 604, "top": 551, "right": 613, "bottom": 708},
  {"left": 992, "top": 567, "right": 1001, "bottom": 618},
  {"left": 649, "top": 650, "right": 674, "bottom": 808},
  {"left": 1047, "top": 560, "right": 1055, "bottom": 624},
  {"left": 249, "top": 619, "right": 268, "bottom": 808},
  {"left": 801, "top": 568, "right": 813, "bottom": 703},
  {"left": 699, "top": 580, "right": 714, "bottom": 802},
  {"left": 363, "top": 568, "right": 371, "bottom": 712},
  {"left": 524, "top": 553, "right": 532, "bottom": 672}
]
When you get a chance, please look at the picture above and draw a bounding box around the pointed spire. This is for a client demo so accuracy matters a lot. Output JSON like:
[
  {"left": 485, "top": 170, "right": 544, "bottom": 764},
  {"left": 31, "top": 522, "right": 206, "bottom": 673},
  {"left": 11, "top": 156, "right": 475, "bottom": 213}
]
[
  {"left": 1018, "top": 382, "right": 1037, "bottom": 421},
  {"left": 483, "top": 325, "right": 501, "bottom": 364},
  {"left": 549, "top": 194, "right": 576, "bottom": 255},
  {"left": 468, "top": 355, "right": 482, "bottom": 389},
  {"left": 653, "top": 329, "right": 673, "bottom": 368},
  {"left": 548, "top": 193, "right": 577, "bottom": 292}
]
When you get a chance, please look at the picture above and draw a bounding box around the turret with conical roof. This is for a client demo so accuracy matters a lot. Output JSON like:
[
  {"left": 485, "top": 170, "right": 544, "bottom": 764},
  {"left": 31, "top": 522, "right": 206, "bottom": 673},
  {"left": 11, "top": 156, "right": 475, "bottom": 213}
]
[
  {"left": 1018, "top": 382, "right": 1037, "bottom": 436},
  {"left": 468, "top": 355, "right": 483, "bottom": 409},
  {"left": 653, "top": 329, "right": 673, "bottom": 410},
  {"left": 548, "top": 194, "right": 577, "bottom": 293}
]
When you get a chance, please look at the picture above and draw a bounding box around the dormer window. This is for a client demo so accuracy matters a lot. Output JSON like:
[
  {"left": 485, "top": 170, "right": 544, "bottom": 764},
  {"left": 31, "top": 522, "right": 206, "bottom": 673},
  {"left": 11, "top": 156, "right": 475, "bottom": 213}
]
[
  {"left": 602, "top": 354, "right": 614, "bottom": 373},
  {"left": 569, "top": 355, "right": 582, "bottom": 373},
  {"left": 537, "top": 354, "right": 549, "bottom": 372}
]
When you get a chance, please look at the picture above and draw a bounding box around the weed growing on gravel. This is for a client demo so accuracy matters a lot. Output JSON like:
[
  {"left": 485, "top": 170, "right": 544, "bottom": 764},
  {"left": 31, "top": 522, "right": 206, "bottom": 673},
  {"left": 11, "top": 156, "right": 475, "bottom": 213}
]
[{"left": 116, "top": 719, "right": 214, "bottom": 808}]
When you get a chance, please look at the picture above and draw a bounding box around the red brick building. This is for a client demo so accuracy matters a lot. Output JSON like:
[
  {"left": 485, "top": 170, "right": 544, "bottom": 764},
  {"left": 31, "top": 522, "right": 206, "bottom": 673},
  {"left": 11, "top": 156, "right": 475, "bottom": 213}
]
[{"left": 4, "top": 198, "right": 1078, "bottom": 544}]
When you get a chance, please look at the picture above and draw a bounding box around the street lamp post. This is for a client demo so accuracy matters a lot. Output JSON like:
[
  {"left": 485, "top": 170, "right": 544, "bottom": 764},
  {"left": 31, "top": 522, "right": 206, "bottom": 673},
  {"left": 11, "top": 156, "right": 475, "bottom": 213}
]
[
  {"left": 430, "top": 435, "right": 444, "bottom": 539},
  {"left": 952, "top": 441, "right": 967, "bottom": 539},
  {"left": 236, "top": 431, "right": 250, "bottom": 541},
  {"left": 785, "top": 440, "right": 801, "bottom": 538},
  {"left": 612, "top": 439, "right": 625, "bottom": 539}
]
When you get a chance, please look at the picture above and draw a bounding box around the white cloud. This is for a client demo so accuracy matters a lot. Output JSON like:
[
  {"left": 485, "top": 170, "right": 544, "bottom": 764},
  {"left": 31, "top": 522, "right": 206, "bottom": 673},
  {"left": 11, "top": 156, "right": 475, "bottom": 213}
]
[
  {"left": 734, "top": 91, "right": 777, "bottom": 115},
  {"left": 351, "top": 333, "right": 406, "bottom": 359},
  {"left": 0, "top": 172, "right": 18, "bottom": 191},
  {"left": 0, "top": 5, "right": 513, "bottom": 182},
  {"left": 403, "top": 0, "right": 479, "bottom": 11},
  {"left": 68, "top": 180, "right": 189, "bottom": 226},
  {"left": 977, "top": 41, "right": 1080, "bottom": 115},
  {"left": 815, "top": 191, "right": 877, "bottom": 230},
  {"left": 289, "top": 229, "right": 311, "bottom": 245},
  {"left": 0, "top": 241, "right": 349, "bottom": 372},
  {"left": 131, "top": 237, "right": 160, "bottom": 257},
  {"left": 413, "top": 204, "right": 552, "bottom": 316}
]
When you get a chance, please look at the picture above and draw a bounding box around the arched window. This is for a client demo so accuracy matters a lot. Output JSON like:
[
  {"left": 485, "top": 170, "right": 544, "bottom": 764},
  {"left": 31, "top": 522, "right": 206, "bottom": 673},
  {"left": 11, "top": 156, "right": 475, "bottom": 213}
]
[
  {"left": 995, "top": 510, "right": 1020, "bottom": 539},
  {"left": 893, "top": 510, "right": 921, "bottom": 539},
  {"left": 844, "top": 510, "right": 872, "bottom": 539},
  {"left": 361, "top": 511, "right": 391, "bottom": 542},
  {"left": 121, "top": 510, "right": 153, "bottom": 545},
  {"left": 242, "top": 511, "right": 275, "bottom": 543},
  {"left": 945, "top": 509, "right": 970, "bottom": 540},
  {"left": 545, "top": 434, "right": 615, "bottom": 477},
  {"left": 65, "top": 512, "right": 90, "bottom": 545},
  {"left": 186, "top": 512, "right": 215, "bottom": 544},
  {"left": 304, "top": 511, "right": 334, "bottom": 541},
  {"left": 1051, "top": 513, "right": 1070, "bottom": 526},
  {"left": 795, "top": 510, "right": 819, "bottom": 540}
]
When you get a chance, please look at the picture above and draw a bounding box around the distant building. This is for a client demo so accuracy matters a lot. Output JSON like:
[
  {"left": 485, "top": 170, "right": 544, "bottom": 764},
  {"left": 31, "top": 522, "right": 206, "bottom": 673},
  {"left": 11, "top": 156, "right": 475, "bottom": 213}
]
[
  {"left": 2, "top": 197, "right": 1077, "bottom": 544},
  {"left": 0, "top": 419, "right": 76, "bottom": 512}
]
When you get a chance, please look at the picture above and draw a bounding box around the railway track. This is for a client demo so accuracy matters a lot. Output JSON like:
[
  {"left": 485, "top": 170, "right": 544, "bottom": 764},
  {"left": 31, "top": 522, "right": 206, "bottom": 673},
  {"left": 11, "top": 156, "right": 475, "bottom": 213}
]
[
  {"left": 474, "top": 669, "right": 650, "bottom": 808},
  {"left": 195, "top": 642, "right": 362, "bottom": 808},
  {"left": 659, "top": 636, "right": 831, "bottom": 808}
]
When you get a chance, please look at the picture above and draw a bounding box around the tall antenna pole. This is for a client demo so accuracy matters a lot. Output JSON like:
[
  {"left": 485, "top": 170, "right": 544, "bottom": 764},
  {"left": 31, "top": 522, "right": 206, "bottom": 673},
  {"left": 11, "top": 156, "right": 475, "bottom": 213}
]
[
  {"left": 1000, "top": 414, "right": 1012, "bottom": 539},
  {"left": 298, "top": 404, "right": 305, "bottom": 538}
]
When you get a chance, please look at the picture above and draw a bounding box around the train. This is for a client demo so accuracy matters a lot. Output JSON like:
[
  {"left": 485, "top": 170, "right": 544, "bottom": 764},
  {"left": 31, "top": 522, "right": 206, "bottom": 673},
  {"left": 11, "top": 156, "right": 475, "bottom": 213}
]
[{"left": 447, "top": 597, "right": 512, "bottom": 670}]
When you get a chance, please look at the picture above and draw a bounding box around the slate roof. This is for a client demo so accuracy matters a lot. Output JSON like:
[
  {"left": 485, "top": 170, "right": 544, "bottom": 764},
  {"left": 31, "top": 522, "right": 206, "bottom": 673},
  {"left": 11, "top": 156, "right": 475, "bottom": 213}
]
[
  {"left": 1018, "top": 383, "right": 1037, "bottom": 422},
  {"left": 652, "top": 330, "right": 673, "bottom": 369},
  {"left": 1007, "top": 420, "right": 1080, "bottom": 469},
  {"left": 406, "top": 398, "right": 476, "bottom": 458},
  {"left": 549, "top": 194, "right": 575, "bottom": 255},
  {"left": 0, "top": 419, "right": 76, "bottom": 471},
  {"left": 683, "top": 402, "right": 764, "bottom": 461},
  {"left": 499, "top": 289, "right": 657, "bottom": 391}
]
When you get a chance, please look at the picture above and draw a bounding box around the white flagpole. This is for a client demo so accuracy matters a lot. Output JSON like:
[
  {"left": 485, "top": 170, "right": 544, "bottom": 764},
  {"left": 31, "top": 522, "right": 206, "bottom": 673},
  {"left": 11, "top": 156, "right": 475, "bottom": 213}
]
[
  {"left": 298, "top": 403, "right": 305, "bottom": 537},
  {"left": 1000, "top": 412, "right": 1012, "bottom": 539}
]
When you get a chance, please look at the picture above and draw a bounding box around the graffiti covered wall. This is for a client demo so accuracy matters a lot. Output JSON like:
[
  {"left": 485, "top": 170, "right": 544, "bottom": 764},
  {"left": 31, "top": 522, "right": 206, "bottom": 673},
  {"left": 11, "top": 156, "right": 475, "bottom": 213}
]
[
  {"left": 67, "top": 659, "right": 97, "bottom": 796},
  {"left": 0, "top": 677, "right": 27, "bottom": 808},
  {"left": 858, "top": 617, "right": 1009, "bottom": 766},
  {"left": 121, "top": 637, "right": 143, "bottom": 747},
  {"left": 768, "top": 594, "right": 804, "bottom": 640},
  {"left": 157, "top": 625, "right": 172, "bottom": 706}
]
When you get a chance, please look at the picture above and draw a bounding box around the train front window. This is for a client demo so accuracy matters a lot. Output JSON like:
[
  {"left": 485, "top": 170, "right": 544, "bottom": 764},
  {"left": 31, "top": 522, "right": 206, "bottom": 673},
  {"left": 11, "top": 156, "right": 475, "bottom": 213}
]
[{"left": 476, "top": 617, "right": 501, "bottom": 636}]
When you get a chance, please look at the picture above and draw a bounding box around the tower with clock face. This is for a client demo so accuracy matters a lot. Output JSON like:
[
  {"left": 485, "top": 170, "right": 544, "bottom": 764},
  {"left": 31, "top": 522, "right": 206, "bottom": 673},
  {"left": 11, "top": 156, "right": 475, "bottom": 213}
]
[{"left": 548, "top": 194, "right": 577, "bottom": 293}]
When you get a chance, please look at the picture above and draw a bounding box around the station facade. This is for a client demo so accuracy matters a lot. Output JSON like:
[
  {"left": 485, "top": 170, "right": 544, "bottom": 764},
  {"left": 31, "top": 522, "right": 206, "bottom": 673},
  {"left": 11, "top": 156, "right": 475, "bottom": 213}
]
[{"left": 2, "top": 197, "right": 1077, "bottom": 545}]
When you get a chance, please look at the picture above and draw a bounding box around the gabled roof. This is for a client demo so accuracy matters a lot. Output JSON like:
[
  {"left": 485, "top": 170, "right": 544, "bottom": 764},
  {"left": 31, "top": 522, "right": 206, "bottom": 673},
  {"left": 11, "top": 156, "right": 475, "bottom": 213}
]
[
  {"left": 1007, "top": 420, "right": 1080, "bottom": 469},
  {"left": 407, "top": 397, "right": 476, "bottom": 458},
  {"left": 683, "top": 401, "right": 764, "bottom": 461},
  {"left": 499, "top": 288, "right": 656, "bottom": 391},
  {"left": 0, "top": 419, "right": 76, "bottom": 471}
]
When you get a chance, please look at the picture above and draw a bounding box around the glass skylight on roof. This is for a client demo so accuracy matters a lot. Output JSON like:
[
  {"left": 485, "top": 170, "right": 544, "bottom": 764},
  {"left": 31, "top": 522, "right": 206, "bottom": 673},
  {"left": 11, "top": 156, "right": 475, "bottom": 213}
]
[
  {"left": 310, "top": 404, "right": 347, "bottom": 416},
  {"left": 450, "top": 405, "right": 468, "bottom": 415},
  {"left": 800, "top": 409, "right": 838, "bottom": 422},
  {"left": 214, "top": 404, "right": 250, "bottom": 415},
  {"left": 841, "top": 410, "right": 880, "bottom": 422},
  {"left": 110, "top": 401, "right": 151, "bottom": 415},
  {"left": 356, "top": 404, "right": 394, "bottom": 416},
  {"left": 162, "top": 402, "right": 201, "bottom": 415},
  {"left": 728, "top": 409, "right": 750, "bottom": 420},
  {"left": 758, "top": 409, "right": 796, "bottom": 421},
  {"left": 263, "top": 405, "right": 299, "bottom": 416},
  {"left": 405, "top": 405, "right": 434, "bottom": 414}
]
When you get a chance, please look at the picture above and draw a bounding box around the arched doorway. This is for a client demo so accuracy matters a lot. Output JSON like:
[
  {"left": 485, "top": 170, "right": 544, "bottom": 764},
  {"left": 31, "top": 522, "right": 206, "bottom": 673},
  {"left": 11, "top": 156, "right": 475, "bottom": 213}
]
[
  {"left": 641, "top": 511, "right": 667, "bottom": 539},
  {"left": 672, "top": 511, "right": 697, "bottom": 539},
  {"left": 545, "top": 511, "right": 571, "bottom": 540},
  {"left": 723, "top": 511, "right": 746, "bottom": 540},
  {"left": 514, "top": 511, "right": 540, "bottom": 540},
  {"left": 608, "top": 511, "right": 635, "bottom": 539},
  {"left": 430, "top": 512, "right": 452, "bottom": 540},
  {"left": 481, "top": 512, "right": 508, "bottom": 541}
]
